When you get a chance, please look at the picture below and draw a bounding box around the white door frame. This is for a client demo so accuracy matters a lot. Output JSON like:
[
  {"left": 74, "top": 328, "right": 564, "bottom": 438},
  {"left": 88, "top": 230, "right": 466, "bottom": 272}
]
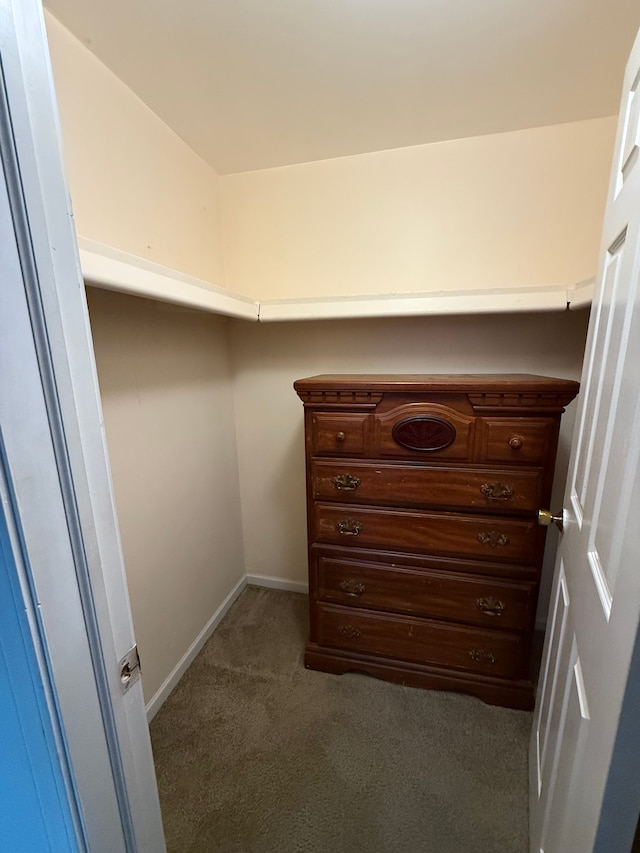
[{"left": 0, "top": 1, "right": 165, "bottom": 849}]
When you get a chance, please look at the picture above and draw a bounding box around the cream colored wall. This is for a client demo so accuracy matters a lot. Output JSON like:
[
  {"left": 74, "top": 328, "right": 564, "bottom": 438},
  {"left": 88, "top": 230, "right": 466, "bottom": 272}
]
[
  {"left": 45, "top": 13, "right": 225, "bottom": 285},
  {"left": 229, "top": 310, "right": 589, "bottom": 621},
  {"left": 221, "top": 118, "right": 616, "bottom": 300},
  {"left": 86, "top": 288, "right": 245, "bottom": 705}
]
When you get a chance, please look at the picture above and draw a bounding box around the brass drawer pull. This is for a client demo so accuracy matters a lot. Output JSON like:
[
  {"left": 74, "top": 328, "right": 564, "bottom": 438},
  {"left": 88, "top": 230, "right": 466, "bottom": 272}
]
[
  {"left": 476, "top": 596, "right": 505, "bottom": 616},
  {"left": 508, "top": 434, "right": 524, "bottom": 450},
  {"left": 339, "top": 580, "right": 366, "bottom": 597},
  {"left": 338, "top": 625, "right": 362, "bottom": 639},
  {"left": 469, "top": 649, "right": 497, "bottom": 664},
  {"left": 480, "top": 482, "right": 514, "bottom": 501},
  {"left": 337, "top": 519, "right": 363, "bottom": 536},
  {"left": 333, "top": 473, "right": 361, "bottom": 491},
  {"left": 336, "top": 431, "right": 346, "bottom": 442},
  {"left": 477, "top": 531, "right": 510, "bottom": 547}
]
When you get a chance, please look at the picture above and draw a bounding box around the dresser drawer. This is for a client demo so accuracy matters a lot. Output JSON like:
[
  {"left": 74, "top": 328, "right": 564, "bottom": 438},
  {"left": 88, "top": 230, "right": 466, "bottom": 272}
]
[
  {"left": 313, "top": 504, "right": 539, "bottom": 563},
  {"left": 316, "top": 603, "right": 525, "bottom": 678},
  {"left": 478, "top": 418, "right": 555, "bottom": 465},
  {"left": 312, "top": 460, "right": 543, "bottom": 513},
  {"left": 311, "top": 413, "right": 369, "bottom": 456},
  {"left": 374, "top": 403, "right": 475, "bottom": 462},
  {"left": 317, "top": 556, "right": 536, "bottom": 630}
]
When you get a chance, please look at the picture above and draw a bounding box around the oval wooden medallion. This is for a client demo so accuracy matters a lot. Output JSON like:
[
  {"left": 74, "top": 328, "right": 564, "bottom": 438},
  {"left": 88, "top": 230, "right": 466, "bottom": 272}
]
[{"left": 391, "top": 416, "right": 456, "bottom": 451}]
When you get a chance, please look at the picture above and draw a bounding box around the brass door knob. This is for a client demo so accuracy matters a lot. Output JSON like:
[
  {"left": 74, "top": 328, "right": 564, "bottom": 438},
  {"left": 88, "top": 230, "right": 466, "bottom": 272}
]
[
  {"left": 538, "top": 508, "right": 564, "bottom": 532},
  {"left": 336, "top": 431, "right": 346, "bottom": 442}
]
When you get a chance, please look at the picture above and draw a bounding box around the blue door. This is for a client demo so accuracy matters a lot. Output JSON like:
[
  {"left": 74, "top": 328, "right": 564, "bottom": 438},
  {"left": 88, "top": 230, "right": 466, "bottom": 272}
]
[{"left": 0, "top": 500, "right": 80, "bottom": 853}]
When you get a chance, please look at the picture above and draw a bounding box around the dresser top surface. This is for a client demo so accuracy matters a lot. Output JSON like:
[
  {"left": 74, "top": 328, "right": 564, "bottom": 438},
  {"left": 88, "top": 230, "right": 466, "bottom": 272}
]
[{"left": 294, "top": 374, "right": 579, "bottom": 394}]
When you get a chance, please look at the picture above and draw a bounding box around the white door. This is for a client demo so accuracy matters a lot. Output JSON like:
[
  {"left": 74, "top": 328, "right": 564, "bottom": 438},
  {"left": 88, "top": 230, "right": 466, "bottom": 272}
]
[
  {"left": 0, "top": 1, "right": 165, "bottom": 850},
  {"left": 530, "top": 27, "right": 640, "bottom": 853}
]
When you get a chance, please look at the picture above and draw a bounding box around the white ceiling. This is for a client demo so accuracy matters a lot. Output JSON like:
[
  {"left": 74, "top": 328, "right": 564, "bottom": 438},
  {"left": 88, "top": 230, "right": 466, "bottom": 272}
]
[{"left": 45, "top": 0, "right": 640, "bottom": 174}]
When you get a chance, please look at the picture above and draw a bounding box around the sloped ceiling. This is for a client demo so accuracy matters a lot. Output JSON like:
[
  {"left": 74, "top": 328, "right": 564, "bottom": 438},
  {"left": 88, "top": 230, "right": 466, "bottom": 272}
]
[{"left": 45, "top": 0, "right": 640, "bottom": 174}]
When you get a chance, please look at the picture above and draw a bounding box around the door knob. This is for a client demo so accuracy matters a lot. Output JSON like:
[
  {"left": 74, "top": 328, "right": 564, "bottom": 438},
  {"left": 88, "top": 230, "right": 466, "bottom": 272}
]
[{"left": 538, "top": 508, "right": 564, "bottom": 532}]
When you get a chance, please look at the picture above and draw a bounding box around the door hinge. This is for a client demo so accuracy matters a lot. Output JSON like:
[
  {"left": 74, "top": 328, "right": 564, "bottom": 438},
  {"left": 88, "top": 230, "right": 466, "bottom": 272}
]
[{"left": 119, "top": 644, "right": 141, "bottom": 693}]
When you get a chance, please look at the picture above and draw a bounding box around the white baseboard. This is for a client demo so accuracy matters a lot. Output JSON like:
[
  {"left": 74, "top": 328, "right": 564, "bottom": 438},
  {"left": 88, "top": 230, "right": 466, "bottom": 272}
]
[
  {"left": 246, "top": 573, "right": 309, "bottom": 594},
  {"left": 145, "top": 575, "right": 247, "bottom": 722}
]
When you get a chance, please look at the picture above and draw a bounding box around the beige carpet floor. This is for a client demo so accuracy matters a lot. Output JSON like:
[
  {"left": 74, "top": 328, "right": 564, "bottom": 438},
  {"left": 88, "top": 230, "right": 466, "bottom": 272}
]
[{"left": 150, "top": 587, "right": 531, "bottom": 853}]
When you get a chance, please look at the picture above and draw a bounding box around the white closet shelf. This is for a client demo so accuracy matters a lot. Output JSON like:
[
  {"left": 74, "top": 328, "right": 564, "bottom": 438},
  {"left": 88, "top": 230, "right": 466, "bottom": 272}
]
[
  {"left": 259, "top": 286, "right": 570, "bottom": 321},
  {"left": 79, "top": 238, "right": 594, "bottom": 322},
  {"left": 78, "top": 238, "right": 259, "bottom": 321},
  {"left": 567, "top": 277, "right": 596, "bottom": 309}
]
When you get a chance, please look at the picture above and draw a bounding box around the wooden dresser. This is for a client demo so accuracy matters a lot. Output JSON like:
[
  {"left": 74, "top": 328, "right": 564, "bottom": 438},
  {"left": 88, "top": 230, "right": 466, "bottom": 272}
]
[{"left": 294, "top": 374, "right": 579, "bottom": 709}]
